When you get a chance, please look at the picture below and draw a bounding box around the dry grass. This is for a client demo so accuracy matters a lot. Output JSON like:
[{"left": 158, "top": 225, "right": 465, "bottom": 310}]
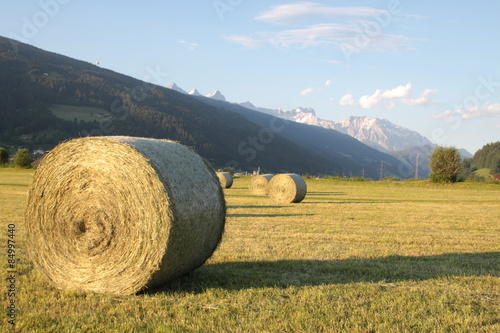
[{"left": 1, "top": 171, "right": 499, "bottom": 332}]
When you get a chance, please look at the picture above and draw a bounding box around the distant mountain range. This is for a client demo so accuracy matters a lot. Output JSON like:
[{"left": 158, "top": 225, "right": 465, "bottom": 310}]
[
  {"left": 0, "top": 36, "right": 412, "bottom": 178},
  {"left": 237, "top": 101, "right": 434, "bottom": 153},
  {"left": 168, "top": 83, "right": 473, "bottom": 178},
  {"left": 165, "top": 86, "right": 437, "bottom": 153}
]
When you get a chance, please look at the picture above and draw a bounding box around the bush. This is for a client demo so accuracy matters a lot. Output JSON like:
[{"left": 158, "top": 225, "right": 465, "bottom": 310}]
[
  {"left": 0, "top": 147, "right": 9, "bottom": 165},
  {"left": 14, "top": 148, "right": 31, "bottom": 168},
  {"left": 428, "top": 146, "right": 461, "bottom": 183}
]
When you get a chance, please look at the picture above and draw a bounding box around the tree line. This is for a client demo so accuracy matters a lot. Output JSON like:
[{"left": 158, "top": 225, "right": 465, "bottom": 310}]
[{"left": 429, "top": 143, "right": 500, "bottom": 183}]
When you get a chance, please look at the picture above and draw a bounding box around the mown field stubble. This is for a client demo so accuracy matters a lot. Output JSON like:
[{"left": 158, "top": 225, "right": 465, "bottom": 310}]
[{"left": 1, "top": 169, "right": 499, "bottom": 332}]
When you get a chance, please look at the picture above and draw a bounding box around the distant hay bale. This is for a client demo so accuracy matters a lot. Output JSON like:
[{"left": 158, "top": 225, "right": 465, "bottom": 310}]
[
  {"left": 249, "top": 174, "right": 274, "bottom": 195},
  {"left": 217, "top": 172, "right": 233, "bottom": 188},
  {"left": 268, "top": 173, "right": 307, "bottom": 203},
  {"left": 25, "top": 136, "right": 226, "bottom": 295}
]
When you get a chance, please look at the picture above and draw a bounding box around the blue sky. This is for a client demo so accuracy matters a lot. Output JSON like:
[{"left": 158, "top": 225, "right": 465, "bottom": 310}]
[{"left": 1, "top": 0, "right": 499, "bottom": 154}]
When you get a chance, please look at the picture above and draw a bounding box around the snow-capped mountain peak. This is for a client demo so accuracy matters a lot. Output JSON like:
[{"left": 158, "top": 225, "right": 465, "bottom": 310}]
[
  {"left": 240, "top": 101, "right": 256, "bottom": 109},
  {"left": 206, "top": 90, "right": 226, "bottom": 102},
  {"left": 188, "top": 88, "right": 202, "bottom": 96},
  {"left": 166, "top": 82, "right": 187, "bottom": 94},
  {"left": 331, "top": 116, "right": 434, "bottom": 152}
]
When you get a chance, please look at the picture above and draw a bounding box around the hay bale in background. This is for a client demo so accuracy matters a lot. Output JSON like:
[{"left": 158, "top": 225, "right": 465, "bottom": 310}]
[
  {"left": 268, "top": 173, "right": 307, "bottom": 203},
  {"left": 25, "top": 136, "right": 226, "bottom": 295},
  {"left": 217, "top": 172, "right": 233, "bottom": 189},
  {"left": 249, "top": 174, "right": 274, "bottom": 195}
]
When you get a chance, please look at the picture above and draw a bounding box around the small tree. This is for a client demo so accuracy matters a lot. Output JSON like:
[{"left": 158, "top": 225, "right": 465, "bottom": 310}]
[
  {"left": 429, "top": 146, "right": 461, "bottom": 183},
  {"left": 14, "top": 148, "right": 31, "bottom": 168},
  {"left": 0, "top": 147, "right": 9, "bottom": 165}
]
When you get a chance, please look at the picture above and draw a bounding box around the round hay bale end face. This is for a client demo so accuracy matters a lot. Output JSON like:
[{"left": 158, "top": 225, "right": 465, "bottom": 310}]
[
  {"left": 25, "top": 136, "right": 226, "bottom": 295},
  {"left": 217, "top": 172, "right": 233, "bottom": 188},
  {"left": 249, "top": 174, "right": 274, "bottom": 195},
  {"left": 268, "top": 173, "right": 307, "bottom": 203}
]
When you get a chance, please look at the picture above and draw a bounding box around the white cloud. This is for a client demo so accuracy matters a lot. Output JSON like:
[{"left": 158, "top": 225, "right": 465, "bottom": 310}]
[
  {"left": 432, "top": 102, "right": 500, "bottom": 120},
  {"left": 256, "top": 2, "right": 387, "bottom": 24},
  {"left": 339, "top": 93, "right": 356, "bottom": 106},
  {"left": 178, "top": 39, "right": 199, "bottom": 50},
  {"left": 325, "top": 79, "right": 332, "bottom": 87},
  {"left": 381, "top": 83, "right": 412, "bottom": 98},
  {"left": 300, "top": 87, "right": 314, "bottom": 96},
  {"left": 403, "top": 88, "right": 438, "bottom": 106},
  {"left": 339, "top": 83, "right": 439, "bottom": 109},
  {"left": 359, "top": 83, "right": 411, "bottom": 109}
]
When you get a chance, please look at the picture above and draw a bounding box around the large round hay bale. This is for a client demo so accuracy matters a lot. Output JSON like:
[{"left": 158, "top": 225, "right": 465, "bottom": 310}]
[
  {"left": 25, "top": 136, "right": 226, "bottom": 295},
  {"left": 268, "top": 173, "right": 307, "bottom": 203},
  {"left": 217, "top": 172, "right": 233, "bottom": 188},
  {"left": 249, "top": 174, "right": 274, "bottom": 195}
]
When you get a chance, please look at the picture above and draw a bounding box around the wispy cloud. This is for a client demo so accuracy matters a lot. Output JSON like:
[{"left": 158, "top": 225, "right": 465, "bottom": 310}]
[
  {"left": 300, "top": 87, "right": 314, "bottom": 96},
  {"left": 224, "top": 2, "right": 414, "bottom": 55},
  {"left": 178, "top": 39, "right": 199, "bottom": 50},
  {"left": 432, "top": 102, "right": 500, "bottom": 120},
  {"left": 223, "top": 35, "right": 264, "bottom": 49},
  {"left": 325, "top": 79, "right": 332, "bottom": 87},
  {"left": 225, "top": 23, "right": 411, "bottom": 51},
  {"left": 339, "top": 83, "right": 438, "bottom": 109},
  {"left": 318, "top": 59, "right": 342, "bottom": 65},
  {"left": 256, "top": 2, "right": 387, "bottom": 24}
]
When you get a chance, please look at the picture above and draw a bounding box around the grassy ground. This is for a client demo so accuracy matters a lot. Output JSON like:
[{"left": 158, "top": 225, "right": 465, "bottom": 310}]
[{"left": 1, "top": 169, "right": 499, "bottom": 332}]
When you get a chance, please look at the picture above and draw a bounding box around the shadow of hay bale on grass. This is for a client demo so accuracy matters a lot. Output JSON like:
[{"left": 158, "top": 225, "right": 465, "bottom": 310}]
[
  {"left": 25, "top": 136, "right": 226, "bottom": 296},
  {"left": 156, "top": 252, "right": 500, "bottom": 293}
]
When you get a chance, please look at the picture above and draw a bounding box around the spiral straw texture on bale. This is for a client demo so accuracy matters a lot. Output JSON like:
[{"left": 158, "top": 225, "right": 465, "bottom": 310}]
[
  {"left": 249, "top": 174, "right": 274, "bottom": 195},
  {"left": 217, "top": 172, "right": 233, "bottom": 189},
  {"left": 25, "top": 136, "right": 226, "bottom": 295},
  {"left": 268, "top": 173, "right": 307, "bottom": 203}
]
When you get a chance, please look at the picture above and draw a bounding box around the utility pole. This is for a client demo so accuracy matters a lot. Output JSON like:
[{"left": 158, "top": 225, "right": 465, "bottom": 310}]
[
  {"left": 415, "top": 153, "right": 420, "bottom": 179},
  {"left": 361, "top": 168, "right": 365, "bottom": 179},
  {"left": 379, "top": 161, "right": 384, "bottom": 180}
]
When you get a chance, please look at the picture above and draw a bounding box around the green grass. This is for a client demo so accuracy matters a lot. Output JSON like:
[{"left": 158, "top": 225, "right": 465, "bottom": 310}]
[
  {"left": 49, "top": 104, "right": 112, "bottom": 121},
  {"left": 474, "top": 168, "right": 493, "bottom": 179},
  {"left": 1, "top": 170, "right": 499, "bottom": 332}
]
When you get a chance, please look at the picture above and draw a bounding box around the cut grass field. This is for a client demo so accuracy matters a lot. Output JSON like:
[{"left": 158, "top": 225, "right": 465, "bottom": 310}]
[{"left": 1, "top": 168, "right": 499, "bottom": 332}]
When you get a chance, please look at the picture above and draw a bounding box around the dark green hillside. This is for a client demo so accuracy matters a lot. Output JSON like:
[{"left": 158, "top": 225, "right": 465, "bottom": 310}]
[
  {"left": 461, "top": 142, "right": 500, "bottom": 178},
  {"left": 0, "top": 36, "right": 334, "bottom": 173},
  {"left": 470, "top": 142, "right": 500, "bottom": 173},
  {"left": 0, "top": 36, "right": 410, "bottom": 177}
]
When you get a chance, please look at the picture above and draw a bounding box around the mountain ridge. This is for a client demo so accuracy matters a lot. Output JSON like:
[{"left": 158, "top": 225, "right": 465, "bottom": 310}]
[{"left": 0, "top": 36, "right": 409, "bottom": 178}]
